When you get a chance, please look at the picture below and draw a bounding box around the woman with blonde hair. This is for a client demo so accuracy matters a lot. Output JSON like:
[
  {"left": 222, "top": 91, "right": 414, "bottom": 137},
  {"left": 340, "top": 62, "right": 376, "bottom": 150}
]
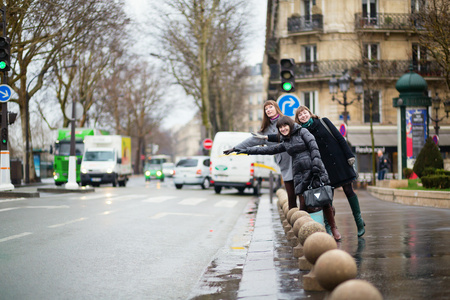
[{"left": 295, "top": 106, "right": 365, "bottom": 237}]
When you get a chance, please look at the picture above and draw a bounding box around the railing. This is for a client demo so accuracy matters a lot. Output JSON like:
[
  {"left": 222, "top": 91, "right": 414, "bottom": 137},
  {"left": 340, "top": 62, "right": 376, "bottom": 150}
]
[
  {"left": 354, "top": 13, "right": 423, "bottom": 30},
  {"left": 269, "top": 60, "right": 444, "bottom": 81},
  {"left": 287, "top": 14, "right": 323, "bottom": 33}
]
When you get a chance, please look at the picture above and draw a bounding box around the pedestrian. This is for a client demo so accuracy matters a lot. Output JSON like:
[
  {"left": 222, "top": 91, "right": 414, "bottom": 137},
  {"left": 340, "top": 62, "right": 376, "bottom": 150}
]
[
  {"left": 377, "top": 150, "right": 390, "bottom": 181},
  {"left": 294, "top": 106, "right": 365, "bottom": 237},
  {"left": 234, "top": 116, "right": 342, "bottom": 241},
  {"left": 222, "top": 100, "right": 297, "bottom": 210}
]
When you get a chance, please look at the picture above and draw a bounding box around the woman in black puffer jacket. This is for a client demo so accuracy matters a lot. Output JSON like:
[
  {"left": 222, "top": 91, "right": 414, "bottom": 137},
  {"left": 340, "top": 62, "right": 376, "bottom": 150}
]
[{"left": 238, "top": 116, "right": 341, "bottom": 241}]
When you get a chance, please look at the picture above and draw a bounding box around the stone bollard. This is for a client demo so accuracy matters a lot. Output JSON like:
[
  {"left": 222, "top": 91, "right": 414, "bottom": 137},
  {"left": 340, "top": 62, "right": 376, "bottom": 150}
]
[
  {"left": 290, "top": 210, "right": 309, "bottom": 226},
  {"left": 314, "top": 249, "right": 357, "bottom": 292},
  {"left": 285, "top": 208, "right": 300, "bottom": 245},
  {"left": 329, "top": 279, "right": 383, "bottom": 300},
  {"left": 297, "top": 221, "right": 326, "bottom": 271},
  {"left": 292, "top": 215, "right": 313, "bottom": 257},
  {"left": 302, "top": 232, "right": 337, "bottom": 291}
]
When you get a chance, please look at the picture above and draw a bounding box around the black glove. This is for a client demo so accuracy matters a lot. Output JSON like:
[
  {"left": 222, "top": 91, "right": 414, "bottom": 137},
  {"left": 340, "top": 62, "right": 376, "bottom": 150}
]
[{"left": 223, "top": 148, "right": 237, "bottom": 155}]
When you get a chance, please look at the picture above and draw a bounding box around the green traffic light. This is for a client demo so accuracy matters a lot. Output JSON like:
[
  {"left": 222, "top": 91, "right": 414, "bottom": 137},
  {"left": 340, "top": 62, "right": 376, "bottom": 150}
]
[
  {"left": 282, "top": 82, "right": 293, "bottom": 92},
  {"left": 0, "top": 61, "right": 5, "bottom": 69}
]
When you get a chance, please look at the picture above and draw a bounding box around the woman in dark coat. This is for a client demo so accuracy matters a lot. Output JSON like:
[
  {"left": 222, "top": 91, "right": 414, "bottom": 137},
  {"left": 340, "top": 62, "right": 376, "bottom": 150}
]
[
  {"left": 238, "top": 116, "right": 341, "bottom": 241},
  {"left": 295, "top": 106, "right": 365, "bottom": 237}
]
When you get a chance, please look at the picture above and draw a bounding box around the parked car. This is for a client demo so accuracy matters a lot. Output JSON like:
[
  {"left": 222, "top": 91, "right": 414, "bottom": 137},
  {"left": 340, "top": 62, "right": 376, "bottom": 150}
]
[
  {"left": 144, "top": 163, "right": 165, "bottom": 182},
  {"left": 162, "top": 162, "right": 175, "bottom": 178},
  {"left": 173, "top": 156, "right": 211, "bottom": 189}
]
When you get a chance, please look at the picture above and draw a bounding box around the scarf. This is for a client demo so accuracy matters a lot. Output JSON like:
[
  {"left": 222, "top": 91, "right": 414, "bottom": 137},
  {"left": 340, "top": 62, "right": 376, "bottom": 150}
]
[{"left": 301, "top": 118, "right": 314, "bottom": 128}]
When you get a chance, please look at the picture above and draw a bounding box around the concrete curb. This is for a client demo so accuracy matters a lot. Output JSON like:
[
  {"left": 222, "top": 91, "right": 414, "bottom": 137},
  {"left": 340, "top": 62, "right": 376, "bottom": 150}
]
[
  {"left": 37, "top": 187, "right": 95, "bottom": 193},
  {"left": 367, "top": 186, "right": 450, "bottom": 208}
]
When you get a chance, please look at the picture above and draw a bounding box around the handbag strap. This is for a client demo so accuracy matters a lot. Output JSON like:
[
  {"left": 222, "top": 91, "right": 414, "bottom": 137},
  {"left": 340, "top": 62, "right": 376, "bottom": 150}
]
[
  {"left": 307, "top": 174, "right": 324, "bottom": 189},
  {"left": 319, "top": 118, "right": 337, "bottom": 142}
]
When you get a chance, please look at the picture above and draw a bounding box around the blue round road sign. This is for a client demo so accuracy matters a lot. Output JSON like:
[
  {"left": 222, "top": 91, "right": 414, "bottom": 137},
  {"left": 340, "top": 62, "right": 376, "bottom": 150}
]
[
  {"left": 339, "top": 123, "right": 347, "bottom": 137},
  {"left": 276, "top": 94, "right": 300, "bottom": 117},
  {"left": 0, "top": 84, "right": 12, "bottom": 102}
]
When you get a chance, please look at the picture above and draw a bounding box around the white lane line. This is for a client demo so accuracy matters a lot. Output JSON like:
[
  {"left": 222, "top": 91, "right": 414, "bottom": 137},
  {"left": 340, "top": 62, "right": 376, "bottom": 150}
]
[
  {"left": 0, "top": 207, "right": 20, "bottom": 212},
  {"left": 150, "top": 212, "right": 208, "bottom": 219},
  {"left": 48, "top": 217, "right": 87, "bottom": 228},
  {"left": 142, "top": 196, "right": 177, "bottom": 203},
  {"left": 80, "top": 195, "right": 108, "bottom": 200},
  {"left": 0, "top": 198, "right": 26, "bottom": 203},
  {"left": 99, "top": 210, "right": 118, "bottom": 215},
  {"left": 214, "top": 200, "right": 238, "bottom": 208},
  {"left": 0, "top": 232, "right": 33, "bottom": 243},
  {"left": 178, "top": 198, "right": 207, "bottom": 206}
]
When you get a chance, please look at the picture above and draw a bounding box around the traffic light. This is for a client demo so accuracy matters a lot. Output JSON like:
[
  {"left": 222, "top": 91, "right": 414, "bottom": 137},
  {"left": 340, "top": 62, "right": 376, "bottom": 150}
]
[
  {"left": 1, "top": 128, "right": 7, "bottom": 145},
  {"left": 280, "top": 58, "right": 295, "bottom": 93},
  {"left": 0, "top": 36, "right": 11, "bottom": 72}
]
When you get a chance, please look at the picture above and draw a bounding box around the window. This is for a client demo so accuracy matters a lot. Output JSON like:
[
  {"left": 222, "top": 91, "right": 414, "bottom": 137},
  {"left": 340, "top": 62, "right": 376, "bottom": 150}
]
[
  {"left": 363, "top": 43, "right": 379, "bottom": 69},
  {"left": 364, "top": 90, "right": 380, "bottom": 123},
  {"left": 412, "top": 43, "right": 429, "bottom": 73},
  {"left": 249, "top": 111, "right": 253, "bottom": 121},
  {"left": 304, "top": 0, "right": 312, "bottom": 26},
  {"left": 302, "top": 91, "right": 319, "bottom": 115},
  {"left": 362, "top": 0, "right": 378, "bottom": 25},
  {"left": 257, "top": 110, "right": 263, "bottom": 121},
  {"left": 257, "top": 94, "right": 262, "bottom": 104},
  {"left": 302, "top": 45, "right": 317, "bottom": 72},
  {"left": 411, "top": 0, "right": 425, "bottom": 13}
]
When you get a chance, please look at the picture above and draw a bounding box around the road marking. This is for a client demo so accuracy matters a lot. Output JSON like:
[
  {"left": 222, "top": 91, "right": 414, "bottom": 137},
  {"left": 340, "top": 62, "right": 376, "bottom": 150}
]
[
  {"left": 0, "top": 232, "right": 32, "bottom": 243},
  {"left": 0, "top": 207, "right": 20, "bottom": 212},
  {"left": 80, "top": 194, "right": 108, "bottom": 200},
  {"left": 214, "top": 200, "right": 238, "bottom": 208},
  {"left": 0, "top": 198, "right": 26, "bottom": 203},
  {"left": 143, "top": 196, "right": 177, "bottom": 203},
  {"left": 150, "top": 212, "right": 208, "bottom": 219},
  {"left": 48, "top": 217, "right": 87, "bottom": 228},
  {"left": 178, "top": 198, "right": 207, "bottom": 206},
  {"left": 99, "top": 210, "right": 118, "bottom": 215}
]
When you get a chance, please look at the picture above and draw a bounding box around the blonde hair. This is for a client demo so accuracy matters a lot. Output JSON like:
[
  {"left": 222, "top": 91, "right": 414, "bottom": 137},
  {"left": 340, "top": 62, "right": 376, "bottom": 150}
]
[
  {"left": 260, "top": 100, "right": 284, "bottom": 132},
  {"left": 294, "top": 105, "right": 319, "bottom": 124}
]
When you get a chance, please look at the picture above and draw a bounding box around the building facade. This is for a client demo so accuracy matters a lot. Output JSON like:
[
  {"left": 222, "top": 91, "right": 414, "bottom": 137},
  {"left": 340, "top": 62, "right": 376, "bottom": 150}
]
[
  {"left": 264, "top": 0, "right": 449, "bottom": 179},
  {"left": 243, "top": 64, "right": 265, "bottom": 133}
]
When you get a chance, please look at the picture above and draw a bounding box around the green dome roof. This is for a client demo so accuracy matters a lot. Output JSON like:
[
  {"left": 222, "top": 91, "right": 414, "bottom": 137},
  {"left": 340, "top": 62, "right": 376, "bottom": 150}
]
[{"left": 395, "top": 67, "right": 428, "bottom": 94}]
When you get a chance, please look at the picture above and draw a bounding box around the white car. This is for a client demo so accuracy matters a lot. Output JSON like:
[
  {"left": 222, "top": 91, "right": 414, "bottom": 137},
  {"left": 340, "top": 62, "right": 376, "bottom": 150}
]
[{"left": 173, "top": 156, "right": 211, "bottom": 189}]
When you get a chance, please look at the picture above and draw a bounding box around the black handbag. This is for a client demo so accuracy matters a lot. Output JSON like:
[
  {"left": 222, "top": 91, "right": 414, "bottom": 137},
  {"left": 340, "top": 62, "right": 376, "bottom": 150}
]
[{"left": 303, "top": 175, "right": 333, "bottom": 207}]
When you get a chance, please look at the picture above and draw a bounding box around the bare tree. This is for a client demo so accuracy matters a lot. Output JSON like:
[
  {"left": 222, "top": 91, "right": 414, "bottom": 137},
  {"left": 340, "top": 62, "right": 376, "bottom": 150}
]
[
  {"left": 3, "top": 0, "right": 128, "bottom": 181},
  {"left": 152, "top": 0, "right": 250, "bottom": 137},
  {"left": 412, "top": 0, "right": 450, "bottom": 92}
]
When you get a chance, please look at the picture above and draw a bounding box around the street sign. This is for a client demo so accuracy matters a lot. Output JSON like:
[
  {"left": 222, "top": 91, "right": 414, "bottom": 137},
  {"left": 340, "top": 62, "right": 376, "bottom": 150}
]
[
  {"left": 0, "top": 84, "right": 12, "bottom": 102},
  {"left": 432, "top": 134, "right": 439, "bottom": 145},
  {"left": 203, "top": 138, "right": 213, "bottom": 150},
  {"left": 339, "top": 123, "right": 347, "bottom": 137},
  {"left": 276, "top": 94, "right": 301, "bottom": 117},
  {"left": 64, "top": 102, "right": 84, "bottom": 120}
]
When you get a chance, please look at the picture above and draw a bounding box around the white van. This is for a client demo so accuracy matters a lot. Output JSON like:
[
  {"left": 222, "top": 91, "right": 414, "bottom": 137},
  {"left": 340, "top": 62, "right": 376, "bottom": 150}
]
[{"left": 210, "top": 131, "right": 281, "bottom": 195}]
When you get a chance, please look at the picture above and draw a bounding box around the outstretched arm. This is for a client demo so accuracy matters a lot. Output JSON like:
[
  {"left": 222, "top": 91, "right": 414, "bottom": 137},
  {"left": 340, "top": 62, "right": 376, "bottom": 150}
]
[{"left": 240, "top": 143, "right": 287, "bottom": 155}]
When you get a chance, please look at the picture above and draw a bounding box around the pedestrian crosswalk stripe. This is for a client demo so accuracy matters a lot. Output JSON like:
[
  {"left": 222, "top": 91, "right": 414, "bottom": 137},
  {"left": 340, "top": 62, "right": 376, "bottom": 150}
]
[
  {"left": 142, "top": 196, "right": 177, "bottom": 203},
  {"left": 178, "top": 198, "right": 207, "bottom": 205},
  {"left": 150, "top": 212, "right": 208, "bottom": 219},
  {"left": 214, "top": 200, "right": 238, "bottom": 208}
]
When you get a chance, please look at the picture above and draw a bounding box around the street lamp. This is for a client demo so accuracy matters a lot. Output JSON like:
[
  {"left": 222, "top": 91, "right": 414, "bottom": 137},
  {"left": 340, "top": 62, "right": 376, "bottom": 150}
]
[
  {"left": 429, "top": 92, "right": 450, "bottom": 137},
  {"left": 328, "top": 71, "right": 364, "bottom": 124},
  {"left": 24, "top": 64, "right": 77, "bottom": 183}
]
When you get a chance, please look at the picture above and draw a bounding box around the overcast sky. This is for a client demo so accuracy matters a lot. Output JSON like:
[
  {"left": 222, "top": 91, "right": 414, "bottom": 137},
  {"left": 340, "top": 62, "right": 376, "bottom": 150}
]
[{"left": 125, "top": 0, "right": 268, "bottom": 129}]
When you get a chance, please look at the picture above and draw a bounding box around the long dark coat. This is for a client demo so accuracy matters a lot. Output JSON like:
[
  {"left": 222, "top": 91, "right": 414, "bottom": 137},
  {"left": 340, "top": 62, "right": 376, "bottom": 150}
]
[
  {"left": 245, "top": 124, "right": 329, "bottom": 195},
  {"left": 305, "top": 118, "right": 356, "bottom": 188}
]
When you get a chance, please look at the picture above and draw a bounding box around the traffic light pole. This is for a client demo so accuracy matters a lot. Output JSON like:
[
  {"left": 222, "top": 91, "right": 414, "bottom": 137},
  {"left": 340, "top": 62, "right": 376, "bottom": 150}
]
[{"left": 0, "top": 6, "right": 13, "bottom": 190}]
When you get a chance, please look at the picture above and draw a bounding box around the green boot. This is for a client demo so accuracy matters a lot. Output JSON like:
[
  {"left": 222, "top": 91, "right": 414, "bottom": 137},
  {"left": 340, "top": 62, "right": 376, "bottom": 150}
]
[
  {"left": 324, "top": 219, "right": 332, "bottom": 236},
  {"left": 348, "top": 195, "right": 365, "bottom": 237}
]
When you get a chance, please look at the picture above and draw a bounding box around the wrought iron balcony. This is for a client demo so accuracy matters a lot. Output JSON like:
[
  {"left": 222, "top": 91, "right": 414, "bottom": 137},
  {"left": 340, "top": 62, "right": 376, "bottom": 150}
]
[
  {"left": 287, "top": 14, "right": 323, "bottom": 33},
  {"left": 354, "top": 13, "right": 423, "bottom": 31},
  {"left": 269, "top": 60, "right": 443, "bottom": 81}
]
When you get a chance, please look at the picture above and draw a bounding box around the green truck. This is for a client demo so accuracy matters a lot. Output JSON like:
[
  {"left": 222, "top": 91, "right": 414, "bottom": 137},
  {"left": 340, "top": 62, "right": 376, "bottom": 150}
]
[{"left": 52, "top": 128, "right": 109, "bottom": 186}]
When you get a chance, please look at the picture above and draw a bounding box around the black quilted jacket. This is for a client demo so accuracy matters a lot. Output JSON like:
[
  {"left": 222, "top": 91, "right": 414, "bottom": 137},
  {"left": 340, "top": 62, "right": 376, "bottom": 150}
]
[{"left": 245, "top": 123, "right": 329, "bottom": 195}]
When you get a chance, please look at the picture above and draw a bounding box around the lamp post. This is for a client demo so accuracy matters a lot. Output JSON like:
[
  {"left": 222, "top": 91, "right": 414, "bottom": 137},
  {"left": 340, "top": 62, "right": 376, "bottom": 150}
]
[
  {"left": 429, "top": 92, "right": 450, "bottom": 138},
  {"left": 328, "top": 72, "right": 364, "bottom": 124}
]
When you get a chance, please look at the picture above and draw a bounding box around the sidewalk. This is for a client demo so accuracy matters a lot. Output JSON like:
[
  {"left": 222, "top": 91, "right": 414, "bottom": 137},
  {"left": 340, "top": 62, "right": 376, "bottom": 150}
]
[{"left": 238, "top": 189, "right": 450, "bottom": 300}]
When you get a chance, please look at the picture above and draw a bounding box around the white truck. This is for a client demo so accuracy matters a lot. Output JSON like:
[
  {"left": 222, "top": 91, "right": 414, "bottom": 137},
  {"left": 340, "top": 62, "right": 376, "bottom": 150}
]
[
  {"left": 80, "top": 135, "right": 132, "bottom": 187},
  {"left": 210, "top": 131, "right": 282, "bottom": 195}
]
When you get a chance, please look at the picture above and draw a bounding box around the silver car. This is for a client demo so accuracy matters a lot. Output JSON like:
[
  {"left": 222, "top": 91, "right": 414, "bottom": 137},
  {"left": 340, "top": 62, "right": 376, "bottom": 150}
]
[{"left": 173, "top": 156, "right": 211, "bottom": 189}]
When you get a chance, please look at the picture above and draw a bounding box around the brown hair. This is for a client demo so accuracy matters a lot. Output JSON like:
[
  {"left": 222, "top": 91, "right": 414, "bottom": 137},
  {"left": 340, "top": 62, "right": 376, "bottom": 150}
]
[
  {"left": 276, "top": 116, "right": 295, "bottom": 137},
  {"left": 260, "top": 100, "right": 284, "bottom": 132},
  {"left": 294, "top": 105, "right": 319, "bottom": 124}
]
